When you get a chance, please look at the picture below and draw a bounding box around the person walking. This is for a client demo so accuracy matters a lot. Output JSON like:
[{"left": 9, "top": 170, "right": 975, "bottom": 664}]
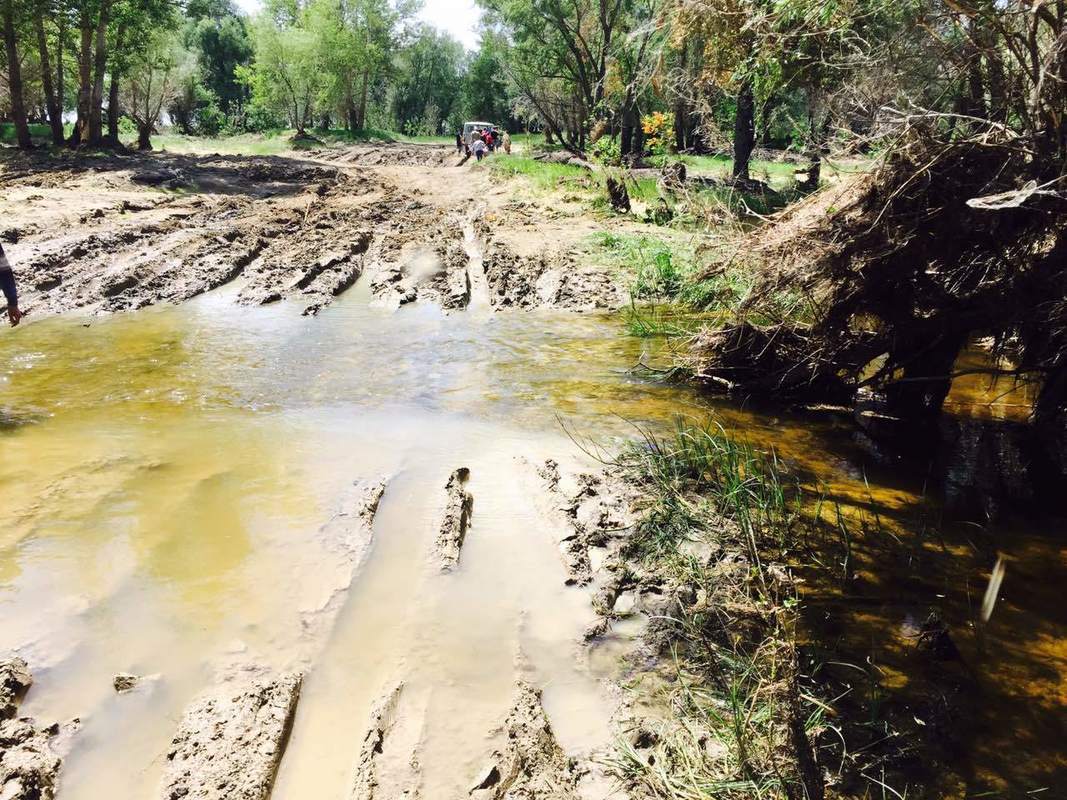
[
  {"left": 455, "top": 131, "right": 464, "bottom": 154},
  {"left": 0, "top": 243, "right": 23, "bottom": 327},
  {"left": 484, "top": 130, "right": 495, "bottom": 152},
  {"left": 471, "top": 137, "right": 487, "bottom": 161},
  {"left": 502, "top": 131, "right": 512, "bottom": 154}
]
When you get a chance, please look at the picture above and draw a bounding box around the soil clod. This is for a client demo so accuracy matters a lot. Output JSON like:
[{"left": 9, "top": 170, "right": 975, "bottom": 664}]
[
  {"left": 434, "top": 468, "right": 473, "bottom": 571},
  {"left": 160, "top": 671, "right": 302, "bottom": 800},
  {"left": 0, "top": 660, "right": 63, "bottom": 800}
]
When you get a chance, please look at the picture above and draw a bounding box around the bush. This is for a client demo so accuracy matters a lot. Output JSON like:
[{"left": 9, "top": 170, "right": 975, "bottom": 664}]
[
  {"left": 589, "top": 135, "right": 621, "bottom": 166},
  {"left": 196, "top": 100, "right": 226, "bottom": 136}
]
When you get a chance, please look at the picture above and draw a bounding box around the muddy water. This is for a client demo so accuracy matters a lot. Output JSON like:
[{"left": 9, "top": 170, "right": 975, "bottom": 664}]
[
  {"left": 0, "top": 285, "right": 694, "bottom": 799},
  {"left": 2, "top": 283, "right": 1064, "bottom": 797}
]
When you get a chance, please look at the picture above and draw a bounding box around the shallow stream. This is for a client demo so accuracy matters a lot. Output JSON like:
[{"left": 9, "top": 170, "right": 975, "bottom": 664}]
[{"left": 1, "top": 281, "right": 1063, "bottom": 797}]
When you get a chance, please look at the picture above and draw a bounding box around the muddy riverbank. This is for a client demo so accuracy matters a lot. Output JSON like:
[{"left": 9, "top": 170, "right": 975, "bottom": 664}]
[{"left": 1, "top": 142, "right": 1064, "bottom": 799}]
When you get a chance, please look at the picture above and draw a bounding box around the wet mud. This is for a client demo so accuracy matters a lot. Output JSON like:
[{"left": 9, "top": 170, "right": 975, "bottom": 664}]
[
  {"left": 3, "top": 140, "right": 1064, "bottom": 800},
  {"left": 0, "top": 142, "right": 627, "bottom": 319},
  {"left": 0, "top": 657, "right": 64, "bottom": 800},
  {"left": 161, "top": 671, "right": 302, "bottom": 800},
  {"left": 469, "top": 683, "right": 582, "bottom": 800},
  {"left": 534, "top": 459, "right": 639, "bottom": 586}
]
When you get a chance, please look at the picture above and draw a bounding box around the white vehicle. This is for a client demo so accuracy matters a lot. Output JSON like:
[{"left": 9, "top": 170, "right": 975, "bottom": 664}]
[{"left": 462, "top": 121, "right": 495, "bottom": 149}]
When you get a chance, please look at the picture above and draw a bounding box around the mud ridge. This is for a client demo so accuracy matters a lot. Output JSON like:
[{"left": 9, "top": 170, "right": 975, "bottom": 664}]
[
  {"left": 350, "top": 683, "right": 404, "bottom": 800},
  {"left": 348, "top": 682, "right": 425, "bottom": 800},
  {"left": 433, "top": 468, "right": 473, "bottom": 571},
  {"left": 160, "top": 670, "right": 302, "bottom": 800},
  {"left": 368, "top": 215, "right": 472, "bottom": 311},
  {"left": 297, "top": 477, "right": 389, "bottom": 650},
  {"left": 534, "top": 459, "right": 638, "bottom": 586},
  {"left": 0, "top": 656, "right": 64, "bottom": 800},
  {"left": 468, "top": 683, "right": 581, "bottom": 800},
  {"left": 481, "top": 241, "right": 626, "bottom": 311}
]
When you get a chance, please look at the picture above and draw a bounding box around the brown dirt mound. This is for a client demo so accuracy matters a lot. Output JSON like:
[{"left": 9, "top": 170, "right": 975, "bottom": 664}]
[{"left": 692, "top": 129, "right": 1067, "bottom": 419}]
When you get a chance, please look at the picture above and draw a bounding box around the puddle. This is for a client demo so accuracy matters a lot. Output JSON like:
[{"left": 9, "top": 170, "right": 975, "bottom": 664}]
[{"left": 1, "top": 286, "right": 1064, "bottom": 797}]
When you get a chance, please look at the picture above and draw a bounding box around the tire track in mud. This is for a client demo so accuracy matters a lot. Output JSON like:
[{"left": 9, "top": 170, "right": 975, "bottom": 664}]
[
  {"left": 270, "top": 451, "right": 630, "bottom": 800},
  {"left": 3, "top": 145, "right": 649, "bottom": 800},
  {"left": 3, "top": 144, "right": 630, "bottom": 319},
  {"left": 22, "top": 473, "right": 393, "bottom": 800}
]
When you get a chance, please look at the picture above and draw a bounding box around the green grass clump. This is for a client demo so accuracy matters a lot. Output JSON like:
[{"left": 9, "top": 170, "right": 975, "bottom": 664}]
[
  {"left": 485, "top": 155, "right": 600, "bottom": 194},
  {"left": 587, "top": 231, "right": 694, "bottom": 301},
  {"left": 607, "top": 418, "right": 827, "bottom": 798},
  {"left": 0, "top": 122, "right": 57, "bottom": 145}
]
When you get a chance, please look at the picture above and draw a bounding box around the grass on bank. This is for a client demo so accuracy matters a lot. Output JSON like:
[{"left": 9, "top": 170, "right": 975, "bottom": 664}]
[
  {"left": 0, "top": 122, "right": 451, "bottom": 156},
  {"left": 606, "top": 418, "right": 830, "bottom": 798},
  {"left": 484, "top": 152, "right": 801, "bottom": 229}
]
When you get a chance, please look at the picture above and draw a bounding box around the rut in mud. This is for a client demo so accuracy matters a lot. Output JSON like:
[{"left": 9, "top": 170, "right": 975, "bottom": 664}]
[{"left": 0, "top": 143, "right": 628, "bottom": 320}]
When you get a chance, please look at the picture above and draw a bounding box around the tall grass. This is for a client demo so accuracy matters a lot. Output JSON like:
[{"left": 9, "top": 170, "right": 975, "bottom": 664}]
[{"left": 606, "top": 418, "right": 829, "bottom": 799}]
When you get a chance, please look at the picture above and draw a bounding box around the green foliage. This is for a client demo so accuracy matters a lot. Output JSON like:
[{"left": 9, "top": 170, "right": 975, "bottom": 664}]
[
  {"left": 461, "top": 34, "right": 513, "bottom": 128},
  {"left": 589, "top": 136, "right": 622, "bottom": 166},
  {"left": 590, "top": 231, "right": 690, "bottom": 300},
  {"left": 607, "top": 419, "right": 822, "bottom": 797},
  {"left": 486, "top": 156, "right": 600, "bottom": 193},
  {"left": 240, "top": 10, "right": 325, "bottom": 134},
  {"left": 390, "top": 26, "right": 465, "bottom": 135}
]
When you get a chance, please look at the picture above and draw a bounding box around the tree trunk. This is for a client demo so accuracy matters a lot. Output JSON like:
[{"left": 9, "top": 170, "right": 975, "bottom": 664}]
[
  {"left": 137, "top": 122, "right": 152, "bottom": 150},
  {"left": 105, "top": 23, "right": 125, "bottom": 145},
  {"left": 674, "top": 45, "right": 688, "bottom": 151},
  {"left": 355, "top": 69, "right": 369, "bottom": 130},
  {"left": 347, "top": 103, "right": 358, "bottom": 134},
  {"left": 732, "top": 80, "right": 755, "bottom": 180},
  {"left": 88, "top": 0, "right": 112, "bottom": 145},
  {"left": 71, "top": 13, "right": 92, "bottom": 146},
  {"left": 620, "top": 105, "right": 635, "bottom": 159},
  {"left": 107, "top": 72, "right": 120, "bottom": 144},
  {"left": 2, "top": 0, "right": 32, "bottom": 148},
  {"left": 883, "top": 332, "right": 965, "bottom": 423},
  {"left": 56, "top": 14, "right": 64, "bottom": 115},
  {"left": 35, "top": 12, "right": 64, "bottom": 146}
]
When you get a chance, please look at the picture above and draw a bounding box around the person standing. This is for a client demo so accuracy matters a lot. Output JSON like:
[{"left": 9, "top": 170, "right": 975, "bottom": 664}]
[
  {"left": 0, "top": 243, "right": 22, "bottom": 327},
  {"left": 502, "top": 131, "right": 512, "bottom": 154},
  {"left": 455, "top": 131, "right": 464, "bottom": 154}
]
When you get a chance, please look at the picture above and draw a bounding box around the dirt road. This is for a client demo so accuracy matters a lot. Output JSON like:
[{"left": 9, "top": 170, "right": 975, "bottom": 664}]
[{"left": 0, "top": 143, "right": 630, "bottom": 320}]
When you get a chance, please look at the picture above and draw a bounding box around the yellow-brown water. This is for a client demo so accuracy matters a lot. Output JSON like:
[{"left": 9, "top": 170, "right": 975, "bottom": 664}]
[{"left": 1, "top": 287, "right": 1064, "bottom": 798}]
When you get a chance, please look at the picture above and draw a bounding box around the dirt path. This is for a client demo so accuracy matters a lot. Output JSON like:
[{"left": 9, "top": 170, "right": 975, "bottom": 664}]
[{"left": 0, "top": 143, "right": 631, "bottom": 320}]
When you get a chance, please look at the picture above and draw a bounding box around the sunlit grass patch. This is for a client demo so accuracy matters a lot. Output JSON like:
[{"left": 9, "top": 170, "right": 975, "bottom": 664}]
[
  {"left": 604, "top": 418, "right": 827, "bottom": 798},
  {"left": 485, "top": 155, "right": 600, "bottom": 194}
]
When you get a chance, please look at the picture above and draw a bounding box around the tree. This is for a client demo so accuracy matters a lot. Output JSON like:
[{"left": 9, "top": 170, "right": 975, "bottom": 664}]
[
  {"left": 389, "top": 25, "right": 464, "bottom": 135},
  {"left": 122, "top": 29, "right": 189, "bottom": 148},
  {"left": 241, "top": 6, "right": 328, "bottom": 136},
  {"left": 33, "top": 0, "right": 64, "bottom": 145},
  {"left": 462, "top": 32, "right": 513, "bottom": 126},
  {"left": 2, "top": 0, "right": 32, "bottom": 148},
  {"left": 481, "top": 0, "right": 625, "bottom": 150}
]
